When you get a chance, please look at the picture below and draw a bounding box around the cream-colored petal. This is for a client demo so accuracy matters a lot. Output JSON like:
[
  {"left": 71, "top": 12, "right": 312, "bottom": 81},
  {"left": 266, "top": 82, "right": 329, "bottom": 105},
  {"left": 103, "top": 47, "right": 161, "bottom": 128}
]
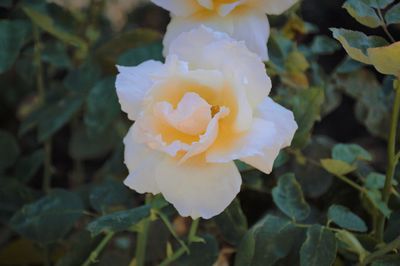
[
  {"left": 240, "top": 147, "right": 280, "bottom": 174},
  {"left": 255, "top": 97, "right": 298, "bottom": 147},
  {"left": 206, "top": 118, "right": 277, "bottom": 162},
  {"left": 197, "top": 0, "right": 213, "bottom": 9},
  {"left": 218, "top": 0, "right": 245, "bottom": 16},
  {"left": 116, "top": 61, "right": 163, "bottom": 120},
  {"left": 123, "top": 125, "right": 164, "bottom": 194},
  {"left": 151, "top": 0, "right": 200, "bottom": 16},
  {"left": 168, "top": 26, "right": 271, "bottom": 109},
  {"left": 162, "top": 17, "right": 234, "bottom": 58},
  {"left": 239, "top": 97, "right": 298, "bottom": 174},
  {"left": 250, "top": 0, "right": 298, "bottom": 15},
  {"left": 132, "top": 113, "right": 191, "bottom": 157},
  {"left": 155, "top": 158, "right": 241, "bottom": 219},
  {"left": 180, "top": 106, "right": 230, "bottom": 162},
  {"left": 230, "top": 10, "right": 270, "bottom": 61},
  {"left": 153, "top": 92, "right": 212, "bottom": 136}
]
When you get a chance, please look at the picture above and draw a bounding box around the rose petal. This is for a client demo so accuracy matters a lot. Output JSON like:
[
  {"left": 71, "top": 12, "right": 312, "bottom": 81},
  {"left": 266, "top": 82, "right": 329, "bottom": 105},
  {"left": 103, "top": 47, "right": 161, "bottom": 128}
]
[
  {"left": 123, "top": 126, "right": 164, "bottom": 194},
  {"left": 239, "top": 97, "right": 298, "bottom": 174},
  {"left": 116, "top": 61, "right": 163, "bottom": 120},
  {"left": 155, "top": 157, "right": 241, "bottom": 219},
  {"left": 206, "top": 118, "right": 277, "bottom": 162},
  {"left": 168, "top": 26, "right": 271, "bottom": 109}
]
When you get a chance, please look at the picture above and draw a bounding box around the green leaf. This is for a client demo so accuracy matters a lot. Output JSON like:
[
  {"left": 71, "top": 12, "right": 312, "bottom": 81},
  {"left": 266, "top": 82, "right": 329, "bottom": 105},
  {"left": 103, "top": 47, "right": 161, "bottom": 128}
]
[
  {"left": 68, "top": 126, "right": 118, "bottom": 160},
  {"left": 63, "top": 60, "right": 102, "bottom": 93},
  {"left": 272, "top": 173, "right": 310, "bottom": 221},
  {"left": 15, "top": 149, "right": 44, "bottom": 183},
  {"left": 385, "top": 3, "right": 400, "bottom": 25},
  {"left": 22, "top": 6, "right": 87, "bottom": 54},
  {"left": 0, "top": 130, "right": 20, "bottom": 172},
  {"left": 320, "top": 159, "right": 357, "bottom": 176},
  {"left": 384, "top": 211, "right": 400, "bottom": 242},
  {"left": 235, "top": 215, "right": 302, "bottom": 266},
  {"left": 0, "top": 178, "right": 37, "bottom": 222},
  {"left": 365, "top": 172, "right": 398, "bottom": 190},
  {"left": 300, "top": 225, "right": 337, "bottom": 266},
  {"left": 0, "top": 20, "right": 31, "bottom": 74},
  {"left": 335, "top": 57, "right": 363, "bottom": 74},
  {"left": 37, "top": 94, "right": 84, "bottom": 142},
  {"left": 366, "top": 190, "right": 391, "bottom": 217},
  {"left": 332, "top": 143, "right": 372, "bottom": 164},
  {"left": 84, "top": 77, "right": 120, "bottom": 135},
  {"left": 96, "top": 29, "right": 161, "bottom": 72},
  {"left": 331, "top": 28, "right": 388, "bottom": 64},
  {"left": 327, "top": 204, "right": 367, "bottom": 232},
  {"left": 343, "top": 0, "right": 381, "bottom": 28},
  {"left": 10, "top": 189, "right": 83, "bottom": 245},
  {"left": 89, "top": 179, "right": 130, "bottom": 214},
  {"left": 42, "top": 41, "right": 71, "bottom": 68},
  {"left": 362, "top": 0, "right": 394, "bottom": 8},
  {"left": 213, "top": 199, "right": 248, "bottom": 245},
  {"left": 176, "top": 234, "right": 219, "bottom": 266},
  {"left": 335, "top": 230, "right": 369, "bottom": 262},
  {"left": 310, "top": 36, "right": 341, "bottom": 55},
  {"left": 117, "top": 42, "right": 163, "bottom": 66},
  {"left": 291, "top": 88, "right": 325, "bottom": 148},
  {"left": 367, "top": 42, "right": 400, "bottom": 76},
  {"left": 86, "top": 205, "right": 151, "bottom": 237}
]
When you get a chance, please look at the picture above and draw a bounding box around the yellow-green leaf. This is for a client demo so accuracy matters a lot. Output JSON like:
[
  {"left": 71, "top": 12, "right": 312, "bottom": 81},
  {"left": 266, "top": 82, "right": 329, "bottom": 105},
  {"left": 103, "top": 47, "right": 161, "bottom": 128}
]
[
  {"left": 367, "top": 41, "right": 400, "bottom": 77},
  {"left": 331, "top": 28, "right": 388, "bottom": 64},
  {"left": 321, "top": 159, "right": 357, "bottom": 175}
]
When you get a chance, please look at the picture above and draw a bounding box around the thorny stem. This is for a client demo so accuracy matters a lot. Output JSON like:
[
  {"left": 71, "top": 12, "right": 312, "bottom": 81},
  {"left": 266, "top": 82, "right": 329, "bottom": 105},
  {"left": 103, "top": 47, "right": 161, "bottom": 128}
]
[
  {"left": 158, "top": 218, "right": 201, "bottom": 266},
  {"left": 135, "top": 194, "right": 152, "bottom": 266},
  {"left": 82, "top": 232, "right": 115, "bottom": 266},
  {"left": 33, "top": 25, "right": 52, "bottom": 193},
  {"left": 375, "top": 81, "right": 400, "bottom": 242}
]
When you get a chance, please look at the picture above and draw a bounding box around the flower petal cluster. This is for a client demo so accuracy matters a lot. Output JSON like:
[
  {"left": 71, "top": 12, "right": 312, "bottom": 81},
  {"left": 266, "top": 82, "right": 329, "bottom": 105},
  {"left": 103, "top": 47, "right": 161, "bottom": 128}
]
[
  {"left": 151, "top": 0, "right": 298, "bottom": 60},
  {"left": 116, "top": 26, "right": 298, "bottom": 218}
]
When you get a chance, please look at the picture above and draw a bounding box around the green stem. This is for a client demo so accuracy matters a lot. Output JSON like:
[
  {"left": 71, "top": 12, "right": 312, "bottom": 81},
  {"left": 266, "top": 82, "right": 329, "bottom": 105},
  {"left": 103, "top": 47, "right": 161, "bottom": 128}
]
[
  {"left": 375, "top": 82, "right": 400, "bottom": 242},
  {"left": 158, "top": 218, "right": 201, "bottom": 266},
  {"left": 82, "top": 232, "right": 115, "bottom": 266},
  {"left": 159, "top": 247, "right": 186, "bottom": 266},
  {"left": 361, "top": 236, "right": 400, "bottom": 266},
  {"left": 33, "top": 25, "right": 52, "bottom": 193},
  {"left": 188, "top": 218, "right": 200, "bottom": 243},
  {"left": 336, "top": 174, "right": 365, "bottom": 193},
  {"left": 135, "top": 194, "right": 152, "bottom": 266},
  {"left": 156, "top": 211, "right": 189, "bottom": 252},
  {"left": 376, "top": 7, "right": 396, "bottom": 43}
]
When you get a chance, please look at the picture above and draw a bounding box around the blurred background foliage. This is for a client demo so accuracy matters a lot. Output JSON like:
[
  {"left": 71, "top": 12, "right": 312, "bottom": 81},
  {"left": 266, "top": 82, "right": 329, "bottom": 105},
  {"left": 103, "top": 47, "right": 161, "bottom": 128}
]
[{"left": 0, "top": 0, "right": 400, "bottom": 265}]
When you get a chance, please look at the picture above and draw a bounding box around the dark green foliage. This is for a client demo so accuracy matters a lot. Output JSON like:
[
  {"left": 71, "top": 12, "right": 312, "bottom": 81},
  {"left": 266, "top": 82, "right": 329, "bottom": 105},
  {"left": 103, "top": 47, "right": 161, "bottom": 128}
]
[
  {"left": 87, "top": 205, "right": 151, "bottom": 237},
  {"left": 327, "top": 205, "right": 367, "bottom": 232},
  {"left": 235, "top": 215, "right": 303, "bottom": 266},
  {"left": 272, "top": 173, "right": 310, "bottom": 221},
  {"left": 10, "top": 189, "right": 84, "bottom": 245},
  {"left": 300, "top": 225, "right": 337, "bottom": 266},
  {"left": 213, "top": 199, "right": 248, "bottom": 245}
]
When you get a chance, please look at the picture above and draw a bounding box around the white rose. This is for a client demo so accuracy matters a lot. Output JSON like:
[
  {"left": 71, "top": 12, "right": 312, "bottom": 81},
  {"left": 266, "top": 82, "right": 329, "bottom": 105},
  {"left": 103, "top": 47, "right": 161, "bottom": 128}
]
[
  {"left": 151, "top": 0, "right": 298, "bottom": 61},
  {"left": 116, "top": 26, "right": 298, "bottom": 219}
]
